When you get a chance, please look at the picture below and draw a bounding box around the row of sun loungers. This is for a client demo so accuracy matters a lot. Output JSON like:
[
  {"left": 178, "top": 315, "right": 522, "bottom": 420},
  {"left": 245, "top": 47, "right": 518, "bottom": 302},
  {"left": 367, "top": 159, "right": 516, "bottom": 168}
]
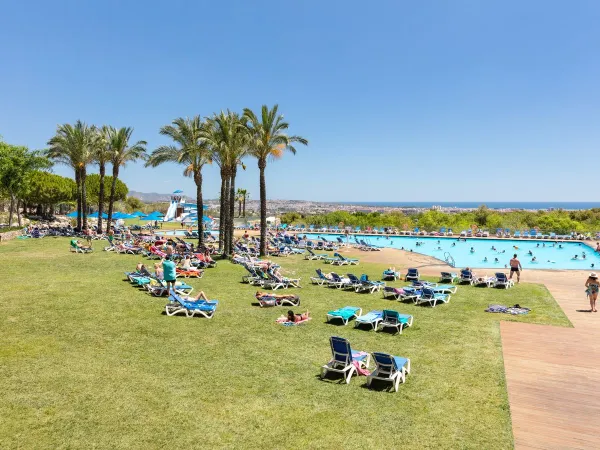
[
  {"left": 310, "top": 270, "right": 384, "bottom": 293},
  {"left": 321, "top": 336, "right": 410, "bottom": 391}
]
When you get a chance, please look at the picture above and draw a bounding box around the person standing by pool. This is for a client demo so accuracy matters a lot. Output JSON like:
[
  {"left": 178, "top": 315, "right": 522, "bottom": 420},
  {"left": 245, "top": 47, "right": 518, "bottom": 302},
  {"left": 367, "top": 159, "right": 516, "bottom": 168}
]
[
  {"left": 509, "top": 254, "right": 522, "bottom": 283},
  {"left": 585, "top": 272, "right": 599, "bottom": 312}
]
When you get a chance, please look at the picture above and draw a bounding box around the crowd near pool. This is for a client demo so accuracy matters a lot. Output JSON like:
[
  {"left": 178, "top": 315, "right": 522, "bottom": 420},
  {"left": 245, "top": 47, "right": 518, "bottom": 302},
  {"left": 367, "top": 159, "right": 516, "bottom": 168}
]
[{"left": 304, "top": 234, "right": 600, "bottom": 270}]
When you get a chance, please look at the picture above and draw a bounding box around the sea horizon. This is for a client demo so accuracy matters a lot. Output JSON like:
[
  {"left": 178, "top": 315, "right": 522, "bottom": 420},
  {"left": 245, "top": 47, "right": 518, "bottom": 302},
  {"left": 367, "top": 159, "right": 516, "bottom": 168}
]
[{"left": 333, "top": 201, "right": 600, "bottom": 210}]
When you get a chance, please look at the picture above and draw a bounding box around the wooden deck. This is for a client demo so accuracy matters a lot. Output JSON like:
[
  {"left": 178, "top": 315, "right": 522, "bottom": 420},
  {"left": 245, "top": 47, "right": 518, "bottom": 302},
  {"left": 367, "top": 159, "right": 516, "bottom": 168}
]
[{"left": 501, "top": 271, "right": 600, "bottom": 449}]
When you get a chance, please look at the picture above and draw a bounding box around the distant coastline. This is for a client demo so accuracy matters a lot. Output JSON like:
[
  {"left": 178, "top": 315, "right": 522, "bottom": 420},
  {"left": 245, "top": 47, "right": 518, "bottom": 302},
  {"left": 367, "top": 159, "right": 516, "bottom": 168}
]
[{"left": 334, "top": 201, "right": 600, "bottom": 211}]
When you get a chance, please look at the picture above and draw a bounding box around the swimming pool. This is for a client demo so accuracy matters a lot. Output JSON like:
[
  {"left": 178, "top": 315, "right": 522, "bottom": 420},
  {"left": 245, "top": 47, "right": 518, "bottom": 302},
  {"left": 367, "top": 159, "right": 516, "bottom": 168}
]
[{"left": 303, "top": 234, "right": 599, "bottom": 270}]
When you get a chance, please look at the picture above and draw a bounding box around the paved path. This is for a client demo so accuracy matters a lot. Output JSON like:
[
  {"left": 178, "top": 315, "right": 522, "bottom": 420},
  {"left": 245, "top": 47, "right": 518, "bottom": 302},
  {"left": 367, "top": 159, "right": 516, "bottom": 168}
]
[{"left": 355, "top": 248, "right": 600, "bottom": 449}]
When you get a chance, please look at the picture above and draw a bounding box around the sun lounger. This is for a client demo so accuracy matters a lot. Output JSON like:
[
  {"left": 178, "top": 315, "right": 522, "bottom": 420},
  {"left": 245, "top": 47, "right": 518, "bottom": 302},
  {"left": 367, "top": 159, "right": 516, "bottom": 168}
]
[
  {"left": 256, "top": 294, "right": 300, "bottom": 307},
  {"left": 431, "top": 284, "right": 458, "bottom": 294},
  {"left": 439, "top": 272, "right": 458, "bottom": 283},
  {"left": 473, "top": 276, "right": 494, "bottom": 287},
  {"left": 415, "top": 287, "right": 450, "bottom": 307},
  {"left": 331, "top": 252, "right": 359, "bottom": 266},
  {"left": 165, "top": 293, "right": 218, "bottom": 318},
  {"left": 366, "top": 352, "right": 411, "bottom": 392},
  {"left": 382, "top": 286, "right": 404, "bottom": 300},
  {"left": 328, "top": 272, "right": 351, "bottom": 289},
  {"left": 357, "top": 274, "right": 385, "bottom": 293},
  {"left": 354, "top": 310, "right": 384, "bottom": 330},
  {"left": 305, "top": 248, "right": 328, "bottom": 260},
  {"left": 382, "top": 269, "right": 400, "bottom": 281},
  {"left": 321, "top": 336, "right": 371, "bottom": 384},
  {"left": 326, "top": 306, "right": 362, "bottom": 325},
  {"left": 460, "top": 269, "right": 474, "bottom": 285},
  {"left": 405, "top": 268, "right": 419, "bottom": 281},
  {"left": 310, "top": 269, "right": 330, "bottom": 285},
  {"left": 494, "top": 272, "right": 514, "bottom": 289},
  {"left": 378, "top": 310, "right": 413, "bottom": 335}
]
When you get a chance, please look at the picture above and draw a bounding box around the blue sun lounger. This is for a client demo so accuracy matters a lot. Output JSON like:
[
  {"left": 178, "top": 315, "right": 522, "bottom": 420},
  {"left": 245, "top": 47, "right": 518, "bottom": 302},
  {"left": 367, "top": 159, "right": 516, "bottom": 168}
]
[
  {"left": 310, "top": 268, "right": 330, "bottom": 285},
  {"left": 165, "top": 293, "right": 218, "bottom": 318},
  {"left": 354, "top": 310, "right": 384, "bottom": 330},
  {"left": 331, "top": 252, "right": 359, "bottom": 266},
  {"left": 405, "top": 268, "right": 419, "bottom": 281},
  {"left": 494, "top": 272, "right": 514, "bottom": 289},
  {"left": 321, "top": 336, "right": 370, "bottom": 384},
  {"left": 383, "top": 269, "right": 400, "bottom": 281},
  {"left": 378, "top": 310, "right": 413, "bottom": 335},
  {"left": 416, "top": 287, "right": 450, "bottom": 307},
  {"left": 357, "top": 274, "right": 385, "bottom": 293},
  {"left": 367, "top": 352, "right": 411, "bottom": 392},
  {"left": 326, "top": 306, "right": 362, "bottom": 325},
  {"left": 439, "top": 272, "right": 458, "bottom": 283}
]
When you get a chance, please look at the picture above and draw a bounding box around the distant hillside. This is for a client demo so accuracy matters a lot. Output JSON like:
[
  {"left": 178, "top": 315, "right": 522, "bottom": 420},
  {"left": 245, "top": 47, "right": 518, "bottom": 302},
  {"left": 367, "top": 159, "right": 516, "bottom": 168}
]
[{"left": 128, "top": 191, "right": 196, "bottom": 203}]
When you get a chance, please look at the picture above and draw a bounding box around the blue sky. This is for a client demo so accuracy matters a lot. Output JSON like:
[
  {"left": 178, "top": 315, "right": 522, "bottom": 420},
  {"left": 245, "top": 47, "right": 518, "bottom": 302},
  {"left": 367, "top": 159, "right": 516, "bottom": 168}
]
[{"left": 2, "top": 0, "right": 600, "bottom": 202}]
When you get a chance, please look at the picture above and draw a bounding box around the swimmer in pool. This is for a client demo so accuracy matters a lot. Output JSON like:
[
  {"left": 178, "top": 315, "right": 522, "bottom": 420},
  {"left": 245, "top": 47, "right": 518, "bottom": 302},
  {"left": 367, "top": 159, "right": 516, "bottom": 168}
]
[
  {"left": 532, "top": 257, "right": 537, "bottom": 262},
  {"left": 536, "top": 243, "right": 540, "bottom": 248},
  {"left": 491, "top": 246, "right": 496, "bottom": 251},
  {"left": 484, "top": 257, "right": 488, "bottom": 262},
  {"left": 470, "top": 247, "right": 475, "bottom": 253},
  {"left": 452, "top": 243, "right": 456, "bottom": 247},
  {"left": 543, "top": 243, "right": 546, "bottom": 247},
  {"left": 502, "top": 250, "right": 506, "bottom": 253},
  {"left": 495, "top": 258, "right": 499, "bottom": 263},
  {"left": 592, "top": 264, "right": 595, "bottom": 268},
  {"left": 559, "top": 245, "right": 563, "bottom": 249},
  {"left": 527, "top": 250, "right": 533, "bottom": 256},
  {"left": 573, "top": 255, "right": 579, "bottom": 260},
  {"left": 513, "top": 245, "right": 519, "bottom": 250}
]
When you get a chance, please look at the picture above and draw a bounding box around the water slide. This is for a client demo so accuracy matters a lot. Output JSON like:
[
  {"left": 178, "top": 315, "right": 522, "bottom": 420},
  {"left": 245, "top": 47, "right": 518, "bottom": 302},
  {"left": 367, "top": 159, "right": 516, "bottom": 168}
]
[{"left": 164, "top": 201, "right": 178, "bottom": 222}]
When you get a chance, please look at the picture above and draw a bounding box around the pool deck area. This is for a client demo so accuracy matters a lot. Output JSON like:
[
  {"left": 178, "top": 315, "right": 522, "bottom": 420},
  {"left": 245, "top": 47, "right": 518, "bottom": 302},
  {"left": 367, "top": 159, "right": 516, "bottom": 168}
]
[{"left": 355, "top": 248, "right": 600, "bottom": 449}]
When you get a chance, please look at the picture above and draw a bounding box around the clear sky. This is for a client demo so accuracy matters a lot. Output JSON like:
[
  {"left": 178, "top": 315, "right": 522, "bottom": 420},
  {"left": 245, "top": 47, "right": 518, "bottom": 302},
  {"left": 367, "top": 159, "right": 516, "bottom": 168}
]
[{"left": 2, "top": 0, "right": 600, "bottom": 202}]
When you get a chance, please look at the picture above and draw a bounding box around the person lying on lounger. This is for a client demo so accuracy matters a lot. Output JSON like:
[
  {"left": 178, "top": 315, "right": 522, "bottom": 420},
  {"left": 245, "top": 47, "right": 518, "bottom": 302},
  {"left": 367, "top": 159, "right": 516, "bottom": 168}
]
[
  {"left": 255, "top": 291, "right": 299, "bottom": 301},
  {"left": 71, "top": 239, "right": 91, "bottom": 251},
  {"left": 188, "top": 291, "right": 208, "bottom": 301},
  {"left": 180, "top": 256, "right": 201, "bottom": 272}
]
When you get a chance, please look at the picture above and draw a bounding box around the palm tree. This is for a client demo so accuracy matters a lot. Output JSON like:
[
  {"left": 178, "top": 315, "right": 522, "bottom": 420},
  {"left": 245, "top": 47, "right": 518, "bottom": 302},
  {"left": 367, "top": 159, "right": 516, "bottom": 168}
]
[
  {"left": 242, "top": 189, "right": 249, "bottom": 218},
  {"left": 236, "top": 188, "right": 244, "bottom": 217},
  {"left": 94, "top": 127, "right": 111, "bottom": 233},
  {"left": 243, "top": 105, "right": 308, "bottom": 255},
  {"left": 146, "top": 117, "right": 211, "bottom": 246},
  {"left": 106, "top": 127, "right": 147, "bottom": 230},
  {"left": 203, "top": 111, "right": 248, "bottom": 255},
  {"left": 47, "top": 121, "right": 97, "bottom": 230}
]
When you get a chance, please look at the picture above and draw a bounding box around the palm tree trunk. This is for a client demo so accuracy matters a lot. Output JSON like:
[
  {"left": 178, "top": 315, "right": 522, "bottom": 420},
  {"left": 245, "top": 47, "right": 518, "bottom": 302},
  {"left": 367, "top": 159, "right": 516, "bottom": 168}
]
[
  {"left": 195, "top": 170, "right": 204, "bottom": 247},
  {"left": 107, "top": 165, "right": 118, "bottom": 231},
  {"left": 227, "top": 166, "right": 237, "bottom": 256},
  {"left": 81, "top": 168, "right": 88, "bottom": 230},
  {"left": 218, "top": 168, "right": 227, "bottom": 252},
  {"left": 238, "top": 198, "right": 242, "bottom": 217},
  {"left": 243, "top": 196, "right": 246, "bottom": 218},
  {"left": 97, "top": 162, "right": 106, "bottom": 233},
  {"left": 75, "top": 170, "right": 82, "bottom": 230},
  {"left": 258, "top": 158, "right": 267, "bottom": 256},
  {"left": 222, "top": 174, "right": 231, "bottom": 255}
]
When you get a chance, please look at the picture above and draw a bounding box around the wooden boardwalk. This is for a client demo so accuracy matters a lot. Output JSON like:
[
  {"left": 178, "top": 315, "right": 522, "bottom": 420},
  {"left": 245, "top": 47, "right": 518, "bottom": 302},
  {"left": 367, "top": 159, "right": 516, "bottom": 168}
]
[{"left": 501, "top": 271, "right": 600, "bottom": 449}]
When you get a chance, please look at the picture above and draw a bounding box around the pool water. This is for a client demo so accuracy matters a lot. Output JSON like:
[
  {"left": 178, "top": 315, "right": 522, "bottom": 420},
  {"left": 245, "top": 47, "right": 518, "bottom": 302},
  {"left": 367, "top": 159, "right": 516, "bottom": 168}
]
[{"left": 303, "top": 234, "right": 599, "bottom": 270}]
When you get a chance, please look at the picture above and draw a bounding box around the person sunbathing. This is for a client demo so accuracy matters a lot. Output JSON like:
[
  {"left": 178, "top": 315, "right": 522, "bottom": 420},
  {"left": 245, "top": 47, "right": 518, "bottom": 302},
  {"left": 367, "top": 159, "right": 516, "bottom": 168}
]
[
  {"left": 180, "top": 256, "right": 200, "bottom": 272},
  {"left": 279, "top": 310, "right": 310, "bottom": 323},
  {"left": 189, "top": 291, "right": 208, "bottom": 301},
  {"left": 255, "top": 291, "right": 298, "bottom": 301}
]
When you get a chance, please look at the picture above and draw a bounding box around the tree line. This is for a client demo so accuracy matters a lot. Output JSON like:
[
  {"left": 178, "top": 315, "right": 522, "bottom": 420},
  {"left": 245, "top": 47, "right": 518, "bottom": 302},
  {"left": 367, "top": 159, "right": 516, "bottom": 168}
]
[
  {"left": 0, "top": 139, "right": 130, "bottom": 224},
  {"left": 2, "top": 104, "right": 306, "bottom": 256},
  {"left": 281, "top": 206, "right": 600, "bottom": 235}
]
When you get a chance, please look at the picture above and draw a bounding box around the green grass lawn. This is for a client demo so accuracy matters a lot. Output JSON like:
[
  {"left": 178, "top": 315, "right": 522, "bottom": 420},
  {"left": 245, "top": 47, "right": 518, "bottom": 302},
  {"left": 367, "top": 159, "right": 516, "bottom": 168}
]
[{"left": 0, "top": 237, "right": 571, "bottom": 449}]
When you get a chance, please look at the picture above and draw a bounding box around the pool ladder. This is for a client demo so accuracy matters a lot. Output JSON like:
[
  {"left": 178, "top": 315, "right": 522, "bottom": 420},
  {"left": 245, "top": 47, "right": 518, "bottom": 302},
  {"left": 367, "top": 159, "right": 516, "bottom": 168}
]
[{"left": 444, "top": 252, "right": 456, "bottom": 267}]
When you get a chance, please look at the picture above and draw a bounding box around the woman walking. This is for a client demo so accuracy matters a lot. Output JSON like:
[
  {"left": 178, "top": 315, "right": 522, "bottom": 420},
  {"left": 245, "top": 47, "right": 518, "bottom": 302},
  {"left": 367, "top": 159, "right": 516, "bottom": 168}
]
[{"left": 585, "top": 272, "right": 599, "bottom": 312}]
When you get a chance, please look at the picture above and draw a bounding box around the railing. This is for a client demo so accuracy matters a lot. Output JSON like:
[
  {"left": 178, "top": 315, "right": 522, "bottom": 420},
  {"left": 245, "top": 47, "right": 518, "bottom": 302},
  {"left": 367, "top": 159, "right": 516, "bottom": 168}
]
[{"left": 444, "top": 252, "right": 456, "bottom": 267}]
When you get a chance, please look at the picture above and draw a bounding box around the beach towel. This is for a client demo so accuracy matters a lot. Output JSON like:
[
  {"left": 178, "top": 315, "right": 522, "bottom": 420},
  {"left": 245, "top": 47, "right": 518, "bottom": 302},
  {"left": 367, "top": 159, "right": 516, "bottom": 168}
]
[
  {"left": 276, "top": 317, "right": 311, "bottom": 326},
  {"left": 351, "top": 351, "right": 371, "bottom": 376},
  {"left": 485, "top": 304, "right": 531, "bottom": 315}
]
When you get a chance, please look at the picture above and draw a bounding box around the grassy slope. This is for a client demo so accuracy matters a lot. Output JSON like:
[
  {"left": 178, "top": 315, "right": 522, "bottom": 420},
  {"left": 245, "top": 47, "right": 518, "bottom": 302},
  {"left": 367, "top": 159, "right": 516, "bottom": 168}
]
[{"left": 0, "top": 238, "right": 570, "bottom": 449}]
